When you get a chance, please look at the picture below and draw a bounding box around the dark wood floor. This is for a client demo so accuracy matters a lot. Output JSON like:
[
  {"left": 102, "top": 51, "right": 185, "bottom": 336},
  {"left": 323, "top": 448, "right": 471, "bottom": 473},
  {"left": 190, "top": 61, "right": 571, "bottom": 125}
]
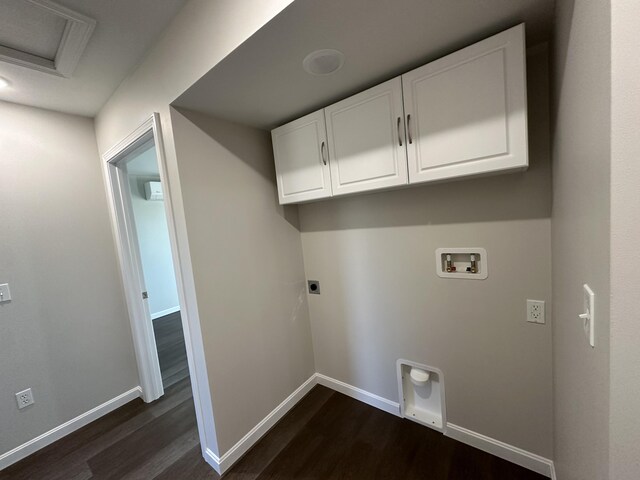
[
  {"left": 153, "top": 311, "right": 189, "bottom": 388},
  {"left": 1, "top": 377, "right": 545, "bottom": 480}
]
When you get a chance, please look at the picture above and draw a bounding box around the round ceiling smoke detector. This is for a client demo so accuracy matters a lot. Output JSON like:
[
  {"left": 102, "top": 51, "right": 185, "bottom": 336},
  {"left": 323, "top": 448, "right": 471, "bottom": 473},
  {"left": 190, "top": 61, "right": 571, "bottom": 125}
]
[{"left": 303, "top": 49, "right": 345, "bottom": 76}]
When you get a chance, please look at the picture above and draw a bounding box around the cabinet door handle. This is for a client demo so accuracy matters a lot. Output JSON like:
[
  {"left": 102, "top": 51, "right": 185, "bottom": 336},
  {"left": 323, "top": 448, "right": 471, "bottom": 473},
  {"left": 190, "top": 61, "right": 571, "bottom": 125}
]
[
  {"left": 397, "top": 117, "right": 403, "bottom": 147},
  {"left": 321, "top": 141, "right": 327, "bottom": 165},
  {"left": 407, "top": 114, "right": 413, "bottom": 144}
]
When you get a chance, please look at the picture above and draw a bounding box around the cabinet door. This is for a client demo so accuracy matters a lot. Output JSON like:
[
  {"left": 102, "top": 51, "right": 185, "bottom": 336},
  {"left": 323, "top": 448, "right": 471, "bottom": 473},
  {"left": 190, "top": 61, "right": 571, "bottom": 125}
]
[
  {"left": 271, "top": 110, "right": 332, "bottom": 204},
  {"left": 325, "top": 78, "right": 408, "bottom": 196},
  {"left": 402, "top": 24, "right": 528, "bottom": 184}
]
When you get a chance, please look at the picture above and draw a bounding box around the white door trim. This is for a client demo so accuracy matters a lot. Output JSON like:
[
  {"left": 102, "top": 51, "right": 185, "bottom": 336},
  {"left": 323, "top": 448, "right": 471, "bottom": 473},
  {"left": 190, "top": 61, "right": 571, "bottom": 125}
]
[{"left": 102, "top": 118, "right": 164, "bottom": 402}]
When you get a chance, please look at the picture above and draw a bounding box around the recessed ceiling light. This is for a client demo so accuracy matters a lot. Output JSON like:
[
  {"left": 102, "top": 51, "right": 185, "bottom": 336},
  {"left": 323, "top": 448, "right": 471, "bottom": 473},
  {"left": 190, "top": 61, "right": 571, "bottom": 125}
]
[
  {"left": 0, "top": 77, "right": 10, "bottom": 89},
  {"left": 303, "top": 49, "right": 345, "bottom": 76}
]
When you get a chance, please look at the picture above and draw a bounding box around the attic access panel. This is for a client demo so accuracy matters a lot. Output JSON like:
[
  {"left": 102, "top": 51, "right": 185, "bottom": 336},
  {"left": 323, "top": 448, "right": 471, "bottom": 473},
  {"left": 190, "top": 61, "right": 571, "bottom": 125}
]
[{"left": 0, "top": 0, "right": 95, "bottom": 77}]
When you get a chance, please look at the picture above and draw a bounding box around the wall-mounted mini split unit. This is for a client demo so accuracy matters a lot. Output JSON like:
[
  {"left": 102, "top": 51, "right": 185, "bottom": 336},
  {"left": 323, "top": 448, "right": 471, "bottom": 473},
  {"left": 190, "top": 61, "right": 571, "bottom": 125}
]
[
  {"left": 397, "top": 359, "right": 446, "bottom": 432},
  {"left": 144, "top": 181, "right": 163, "bottom": 201}
]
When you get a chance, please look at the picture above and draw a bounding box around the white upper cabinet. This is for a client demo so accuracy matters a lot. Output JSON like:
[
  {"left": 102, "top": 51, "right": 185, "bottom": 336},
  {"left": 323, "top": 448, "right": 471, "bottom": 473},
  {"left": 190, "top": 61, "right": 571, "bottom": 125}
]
[
  {"left": 271, "top": 110, "right": 332, "bottom": 204},
  {"left": 324, "top": 78, "right": 408, "bottom": 196},
  {"left": 402, "top": 24, "right": 528, "bottom": 184},
  {"left": 270, "top": 24, "right": 528, "bottom": 204}
]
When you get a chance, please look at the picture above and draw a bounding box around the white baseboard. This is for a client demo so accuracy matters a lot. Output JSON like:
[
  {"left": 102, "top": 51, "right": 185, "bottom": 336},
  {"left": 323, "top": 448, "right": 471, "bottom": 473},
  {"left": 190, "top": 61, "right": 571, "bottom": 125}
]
[
  {"left": 0, "top": 386, "right": 142, "bottom": 471},
  {"left": 208, "top": 373, "right": 318, "bottom": 475},
  {"left": 150, "top": 305, "right": 180, "bottom": 320},
  {"left": 203, "top": 447, "right": 222, "bottom": 475},
  {"left": 315, "top": 373, "right": 401, "bottom": 417},
  {"left": 445, "top": 423, "right": 554, "bottom": 478}
]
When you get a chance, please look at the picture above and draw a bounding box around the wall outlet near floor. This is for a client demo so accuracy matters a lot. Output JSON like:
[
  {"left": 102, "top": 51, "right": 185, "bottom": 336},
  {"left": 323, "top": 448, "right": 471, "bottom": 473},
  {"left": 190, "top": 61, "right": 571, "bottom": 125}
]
[
  {"left": 526, "top": 300, "right": 545, "bottom": 324},
  {"left": 15, "top": 388, "right": 34, "bottom": 409}
]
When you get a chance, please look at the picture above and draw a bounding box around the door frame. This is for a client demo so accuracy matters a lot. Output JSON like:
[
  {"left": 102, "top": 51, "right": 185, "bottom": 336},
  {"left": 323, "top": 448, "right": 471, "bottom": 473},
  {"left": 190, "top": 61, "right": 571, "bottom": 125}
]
[{"left": 102, "top": 115, "right": 166, "bottom": 402}]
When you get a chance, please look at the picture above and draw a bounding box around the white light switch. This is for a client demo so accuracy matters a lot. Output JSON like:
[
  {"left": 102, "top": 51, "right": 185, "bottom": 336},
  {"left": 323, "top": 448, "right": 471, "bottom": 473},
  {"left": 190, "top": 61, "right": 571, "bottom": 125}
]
[
  {"left": 0, "top": 283, "right": 11, "bottom": 303},
  {"left": 580, "top": 284, "right": 595, "bottom": 347}
]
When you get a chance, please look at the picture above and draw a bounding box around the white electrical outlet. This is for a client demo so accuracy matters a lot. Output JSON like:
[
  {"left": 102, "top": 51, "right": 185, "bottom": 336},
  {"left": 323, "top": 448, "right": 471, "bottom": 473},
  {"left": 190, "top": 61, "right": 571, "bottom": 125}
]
[
  {"left": 527, "top": 300, "right": 545, "bottom": 324},
  {"left": 15, "top": 388, "right": 34, "bottom": 409}
]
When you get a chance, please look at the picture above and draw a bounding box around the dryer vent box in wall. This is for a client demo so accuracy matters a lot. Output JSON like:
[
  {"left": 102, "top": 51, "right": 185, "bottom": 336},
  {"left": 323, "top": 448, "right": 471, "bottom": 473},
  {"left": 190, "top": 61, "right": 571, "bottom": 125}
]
[
  {"left": 144, "top": 181, "right": 163, "bottom": 201},
  {"left": 397, "top": 360, "right": 445, "bottom": 432}
]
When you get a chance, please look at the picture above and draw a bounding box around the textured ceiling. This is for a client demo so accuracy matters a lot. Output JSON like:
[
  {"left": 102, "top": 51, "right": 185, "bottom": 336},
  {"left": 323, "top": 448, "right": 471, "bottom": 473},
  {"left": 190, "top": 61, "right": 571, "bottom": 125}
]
[
  {"left": 175, "top": 0, "right": 555, "bottom": 130},
  {"left": 0, "top": 0, "right": 188, "bottom": 117},
  {"left": 0, "top": 0, "right": 66, "bottom": 60}
]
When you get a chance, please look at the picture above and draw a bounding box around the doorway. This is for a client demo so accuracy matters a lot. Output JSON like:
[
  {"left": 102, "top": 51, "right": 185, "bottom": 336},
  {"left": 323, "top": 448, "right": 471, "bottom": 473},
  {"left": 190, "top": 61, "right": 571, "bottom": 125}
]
[
  {"left": 122, "top": 139, "right": 189, "bottom": 389},
  {"left": 102, "top": 115, "right": 189, "bottom": 402}
]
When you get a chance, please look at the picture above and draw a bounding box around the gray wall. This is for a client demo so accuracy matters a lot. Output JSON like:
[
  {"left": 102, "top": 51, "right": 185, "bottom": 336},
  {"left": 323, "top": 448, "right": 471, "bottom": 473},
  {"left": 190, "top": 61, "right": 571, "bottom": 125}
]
[
  {"left": 170, "top": 108, "right": 316, "bottom": 454},
  {"left": 298, "top": 48, "right": 553, "bottom": 458},
  {"left": 551, "top": 1, "right": 611, "bottom": 479},
  {"left": 610, "top": 1, "right": 640, "bottom": 477},
  {"left": 0, "top": 101, "right": 139, "bottom": 456}
]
